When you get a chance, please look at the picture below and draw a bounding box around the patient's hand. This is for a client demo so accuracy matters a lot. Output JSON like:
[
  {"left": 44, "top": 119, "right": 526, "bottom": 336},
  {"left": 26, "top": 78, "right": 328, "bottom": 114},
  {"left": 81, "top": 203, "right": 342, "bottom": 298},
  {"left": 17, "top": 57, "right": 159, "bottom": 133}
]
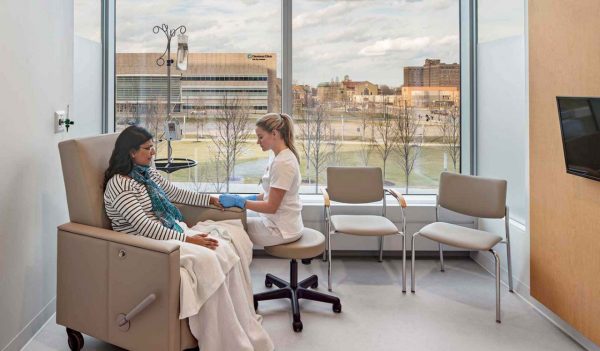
[
  {"left": 209, "top": 195, "right": 224, "bottom": 210},
  {"left": 185, "top": 233, "right": 219, "bottom": 250}
]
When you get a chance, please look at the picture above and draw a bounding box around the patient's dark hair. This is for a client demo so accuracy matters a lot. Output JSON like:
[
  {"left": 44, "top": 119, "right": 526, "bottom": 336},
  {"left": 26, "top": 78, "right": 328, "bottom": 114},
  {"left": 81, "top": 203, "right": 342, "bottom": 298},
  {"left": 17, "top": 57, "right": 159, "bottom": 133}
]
[{"left": 103, "top": 125, "right": 153, "bottom": 190}]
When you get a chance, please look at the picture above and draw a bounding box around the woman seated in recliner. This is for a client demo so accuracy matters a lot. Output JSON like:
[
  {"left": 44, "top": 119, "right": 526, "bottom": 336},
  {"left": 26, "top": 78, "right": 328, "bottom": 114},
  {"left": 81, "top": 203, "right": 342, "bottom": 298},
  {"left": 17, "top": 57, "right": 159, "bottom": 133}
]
[{"left": 103, "top": 125, "right": 273, "bottom": 351}]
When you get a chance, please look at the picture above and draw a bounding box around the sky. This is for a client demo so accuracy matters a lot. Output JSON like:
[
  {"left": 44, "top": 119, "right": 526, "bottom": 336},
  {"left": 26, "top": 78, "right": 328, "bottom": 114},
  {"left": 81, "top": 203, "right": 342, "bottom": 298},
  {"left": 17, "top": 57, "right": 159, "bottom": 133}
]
[{"left": 75, "top": 0, "right": 524, "bottom": 88}]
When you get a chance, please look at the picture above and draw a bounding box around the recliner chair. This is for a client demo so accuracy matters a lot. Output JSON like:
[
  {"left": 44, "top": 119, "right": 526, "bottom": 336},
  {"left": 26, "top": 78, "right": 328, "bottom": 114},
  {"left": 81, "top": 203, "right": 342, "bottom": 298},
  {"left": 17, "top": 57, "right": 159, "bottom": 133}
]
[{"left": 57, "top": 133, "right": 246, "bottom": 351}]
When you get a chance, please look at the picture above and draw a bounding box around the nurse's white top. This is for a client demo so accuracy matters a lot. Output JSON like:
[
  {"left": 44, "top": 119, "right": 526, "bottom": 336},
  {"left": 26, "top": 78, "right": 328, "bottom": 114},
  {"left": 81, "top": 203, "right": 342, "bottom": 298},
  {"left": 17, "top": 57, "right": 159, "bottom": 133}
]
[{"left": 260, "top": 148, "right": 304, "bottom": 239}]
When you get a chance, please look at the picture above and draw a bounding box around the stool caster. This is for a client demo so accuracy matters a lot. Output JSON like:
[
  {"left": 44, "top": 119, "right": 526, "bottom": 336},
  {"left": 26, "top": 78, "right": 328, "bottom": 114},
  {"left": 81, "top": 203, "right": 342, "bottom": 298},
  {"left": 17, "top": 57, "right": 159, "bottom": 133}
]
[
  {"left": 254, "top": 298, "right": 258, "bottom": 311},
  {"left": 301, "top": 258, "right": 312, "bottom": 265},
  {"left": 293, "top": 321, "right": 303, "bottom": 332},
  {"left": 333, "top": 302, "right": 342, "bottom": 313},
  {"left": 265, "top": 279, "right": 273, "bottom": 288}
]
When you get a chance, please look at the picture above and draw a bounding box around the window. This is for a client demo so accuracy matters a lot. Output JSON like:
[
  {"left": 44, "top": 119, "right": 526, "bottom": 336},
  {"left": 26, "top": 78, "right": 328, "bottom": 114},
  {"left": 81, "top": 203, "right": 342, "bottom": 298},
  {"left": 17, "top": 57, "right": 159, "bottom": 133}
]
[
  {"left": 293, "top": 1, "right": 460, "bottom": 194},
  {"left": 114, "top": 1, "right": 460, "bottom": 194}
]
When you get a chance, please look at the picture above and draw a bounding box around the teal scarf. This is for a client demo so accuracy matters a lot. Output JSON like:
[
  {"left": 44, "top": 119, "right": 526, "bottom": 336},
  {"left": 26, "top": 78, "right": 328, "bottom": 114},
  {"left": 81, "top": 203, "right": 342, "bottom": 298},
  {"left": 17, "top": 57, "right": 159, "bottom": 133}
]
[{"left": 129, "top": 165, "right": 183, "bottom": 233}]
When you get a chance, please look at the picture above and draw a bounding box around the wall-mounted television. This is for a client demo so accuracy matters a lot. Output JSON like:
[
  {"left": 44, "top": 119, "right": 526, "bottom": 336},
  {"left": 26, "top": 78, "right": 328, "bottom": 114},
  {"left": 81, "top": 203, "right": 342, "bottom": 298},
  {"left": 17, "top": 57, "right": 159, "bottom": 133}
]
[{"left": 556, "top": 96, "right": 600, "bottom": 182}]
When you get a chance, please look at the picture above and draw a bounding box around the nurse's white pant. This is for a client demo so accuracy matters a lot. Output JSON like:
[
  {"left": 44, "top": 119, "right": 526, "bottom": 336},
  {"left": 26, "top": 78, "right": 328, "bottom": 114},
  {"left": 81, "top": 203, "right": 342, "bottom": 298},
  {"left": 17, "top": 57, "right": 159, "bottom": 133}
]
[{"left": 246, "top": 217, "right": 302, "bottom": 247}]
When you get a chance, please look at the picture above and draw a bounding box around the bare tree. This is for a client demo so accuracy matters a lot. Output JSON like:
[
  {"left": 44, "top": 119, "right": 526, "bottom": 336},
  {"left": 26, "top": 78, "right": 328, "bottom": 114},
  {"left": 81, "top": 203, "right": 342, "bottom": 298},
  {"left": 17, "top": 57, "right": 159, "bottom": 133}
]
[
  {"left": 144, "top": 97, "right": 168, "bottom": 142},
  {"left": 298, "top": 104, "right": 335, "bottom": 193},
  {"left": 374, "top": 102, "right": 399, "bottom": 182},
  {"left": 210, "top": 93, "right": 251, "bottom": 192},
  {"left": 437, "top": 106, "right": 460, "bottom": 171},
  {"left": 395, "top": 104, "right": 424, "bottom": 194},
  {"left": 358, "top": 112, "right": 375, "bottom": 166}
]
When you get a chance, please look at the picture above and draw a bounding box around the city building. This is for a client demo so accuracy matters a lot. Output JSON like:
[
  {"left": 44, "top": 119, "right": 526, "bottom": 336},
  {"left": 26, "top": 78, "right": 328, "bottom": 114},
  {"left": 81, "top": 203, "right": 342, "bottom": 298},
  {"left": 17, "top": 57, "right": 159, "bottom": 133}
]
[
  {"left": 404, "top": 59, "right": 460, "bottom": 87},
  {"left": 400, "top": 86, "right": 460, "bottom": 108},
  {"left": 116, "top": 52, "right": 280, "bottom": 120}
]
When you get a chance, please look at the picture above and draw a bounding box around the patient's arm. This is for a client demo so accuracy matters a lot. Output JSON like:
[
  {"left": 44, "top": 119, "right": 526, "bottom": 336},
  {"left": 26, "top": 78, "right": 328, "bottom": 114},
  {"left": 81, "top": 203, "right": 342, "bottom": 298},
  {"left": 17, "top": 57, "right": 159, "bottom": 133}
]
[{"left": 150, "top": 167, "right": 211, "bottom": 207}]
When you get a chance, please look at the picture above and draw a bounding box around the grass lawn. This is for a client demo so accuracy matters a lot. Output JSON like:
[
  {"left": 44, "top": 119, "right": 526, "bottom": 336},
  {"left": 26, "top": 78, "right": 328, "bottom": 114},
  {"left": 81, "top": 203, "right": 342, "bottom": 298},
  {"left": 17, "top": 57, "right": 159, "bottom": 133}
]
[{"left": 156, "top": 139, "right": 459, "bottom": 193}]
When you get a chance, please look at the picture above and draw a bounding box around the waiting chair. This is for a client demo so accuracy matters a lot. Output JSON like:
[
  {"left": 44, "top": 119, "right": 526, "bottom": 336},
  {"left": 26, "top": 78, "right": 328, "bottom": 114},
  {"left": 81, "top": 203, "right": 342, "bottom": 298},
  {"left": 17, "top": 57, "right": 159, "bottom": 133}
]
[
  {"left": 322, "top": 167, "right": 408, "bottom": 292},
  {"left": 410, "top": 171, "right": 514, "bottom": 323},
  {"left": 253, "top": 227, "right": 341, "bottom": 332},
  {"left": 57, "top": 134, "right": 245, "bottom": 351}
]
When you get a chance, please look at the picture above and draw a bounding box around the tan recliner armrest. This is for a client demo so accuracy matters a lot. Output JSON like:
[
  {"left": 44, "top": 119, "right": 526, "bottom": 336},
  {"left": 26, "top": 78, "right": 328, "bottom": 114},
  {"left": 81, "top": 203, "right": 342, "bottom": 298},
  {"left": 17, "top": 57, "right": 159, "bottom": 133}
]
[
  {"left": 175, "top": 204, "right": 247, "bottom": 230},
  {"left": 58, "top": 222, "right": 180, "bottom": 254}
]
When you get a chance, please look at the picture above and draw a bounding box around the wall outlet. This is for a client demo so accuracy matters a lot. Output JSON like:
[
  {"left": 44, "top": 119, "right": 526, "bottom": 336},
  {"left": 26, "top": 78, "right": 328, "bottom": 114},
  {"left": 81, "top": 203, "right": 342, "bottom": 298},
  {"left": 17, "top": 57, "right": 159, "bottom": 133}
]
[{"left": 55, "top": 111, "right": 65, "bottom": 133}]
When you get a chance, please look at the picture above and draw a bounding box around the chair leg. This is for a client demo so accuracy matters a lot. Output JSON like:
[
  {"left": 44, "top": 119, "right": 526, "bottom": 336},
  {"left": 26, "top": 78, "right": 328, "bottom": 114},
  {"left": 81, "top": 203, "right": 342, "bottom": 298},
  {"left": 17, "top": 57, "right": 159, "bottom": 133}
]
[
  {"left": 438, "top": 242, "right": 445, "bottom": 272},
  {"left": 402, "top": 232, "right": 406, "bottom": 293},
  {"left": 505, "top": 214, "right": 514, "bottom": 292},
  {"left": 490, "top": 249, "right": 501, "bottom": 323},
  {"left": 328, "top": 231, "right": 333, "bottom": 292},
  {"left": 411, "top": 233, "right": 419, "bottom": 293},
  {"left": 378, "top": 236, "right": 384, "bottom": 262}
]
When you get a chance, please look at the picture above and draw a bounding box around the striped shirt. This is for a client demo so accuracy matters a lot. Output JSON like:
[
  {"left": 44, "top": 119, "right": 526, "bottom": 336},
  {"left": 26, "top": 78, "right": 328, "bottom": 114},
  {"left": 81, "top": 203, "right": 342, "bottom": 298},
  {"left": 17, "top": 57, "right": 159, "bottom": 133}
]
[{"left": 104, "top": 167, "right": 210, "bottom": 241}]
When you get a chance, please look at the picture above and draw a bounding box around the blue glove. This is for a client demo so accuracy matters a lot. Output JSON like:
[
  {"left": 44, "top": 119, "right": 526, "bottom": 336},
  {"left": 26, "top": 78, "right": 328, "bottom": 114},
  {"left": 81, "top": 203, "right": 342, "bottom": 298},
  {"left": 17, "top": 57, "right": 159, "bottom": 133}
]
[
  {"left": 219, "top": 194, "right": 239, "bottom": 208},
  {"left": 219, "top": 194, "right": 258, "bottom": 208},
  {"left": 243, "top": 194, "right": 258, "bottom": 201}
]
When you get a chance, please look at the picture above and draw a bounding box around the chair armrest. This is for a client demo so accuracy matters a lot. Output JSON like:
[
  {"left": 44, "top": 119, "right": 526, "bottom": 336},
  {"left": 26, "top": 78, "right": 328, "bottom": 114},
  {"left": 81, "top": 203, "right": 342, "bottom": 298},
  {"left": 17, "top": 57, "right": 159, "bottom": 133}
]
[
  {"left": 385, "top": 188, "right": 407, "bottom": 208},
  {"left": 175, "top": 203, "right": 247, "bottom": 229},
  {"left": 58, "top": 222, "right": 180, "bottom": 254},
  {"left": 321, "top": 187, "right": 331, "bottom": 207}
]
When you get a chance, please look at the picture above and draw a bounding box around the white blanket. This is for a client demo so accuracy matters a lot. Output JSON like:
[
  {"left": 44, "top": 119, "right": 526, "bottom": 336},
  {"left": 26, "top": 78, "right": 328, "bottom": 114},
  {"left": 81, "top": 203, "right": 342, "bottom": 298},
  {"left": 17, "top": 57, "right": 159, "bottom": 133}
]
[{"left": 177, "top": 219, "right": 274, "bottom": 351}]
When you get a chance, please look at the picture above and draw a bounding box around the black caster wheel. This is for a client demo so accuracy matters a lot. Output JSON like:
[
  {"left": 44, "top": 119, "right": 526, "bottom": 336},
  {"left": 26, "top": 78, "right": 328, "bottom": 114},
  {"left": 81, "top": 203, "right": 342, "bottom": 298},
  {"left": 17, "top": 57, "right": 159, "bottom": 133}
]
[
  {"left": 66, "top": 328, "right": 84, "bottom": 351},
  {"left": 310, "top": 281, "right": 318, "bottom": 289},
  {"left": 301, "top": 258, "right": 312, "bottom": 265},
  {"left": 293, "top": 321, "right": 303, "bottom": 332},
  {"left": 265, "top": 279, "right": 273, "bottom": 288},
  {"left": 333, "top": 302, "right": 342, "bottom": 313},
  {"left": 254, "top": 299, "right": 258, "bottom": 311}
]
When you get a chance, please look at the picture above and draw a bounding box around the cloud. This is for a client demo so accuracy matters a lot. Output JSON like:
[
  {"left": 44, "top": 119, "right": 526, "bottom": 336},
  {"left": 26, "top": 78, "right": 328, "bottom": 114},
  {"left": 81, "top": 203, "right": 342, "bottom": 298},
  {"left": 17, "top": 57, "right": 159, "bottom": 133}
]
[
  {"left": 359, "top": 35, "right": 458, "bottom": 56},
  {"left": 293, "top": 2, "right": 361, "bottom": 29}
]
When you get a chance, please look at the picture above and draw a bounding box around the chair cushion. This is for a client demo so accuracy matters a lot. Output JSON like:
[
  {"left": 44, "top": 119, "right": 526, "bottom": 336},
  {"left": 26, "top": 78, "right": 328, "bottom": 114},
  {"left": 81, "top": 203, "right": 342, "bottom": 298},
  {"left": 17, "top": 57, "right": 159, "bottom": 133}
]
[
  {"left": 418, "top": 222, "right": 502, "bottom": 251},
  {"left": 264, "top": 228, "right": 325, "bottom": 259},
  {"left": 330, "top": 215, "right": 399, "bottom": 236}
]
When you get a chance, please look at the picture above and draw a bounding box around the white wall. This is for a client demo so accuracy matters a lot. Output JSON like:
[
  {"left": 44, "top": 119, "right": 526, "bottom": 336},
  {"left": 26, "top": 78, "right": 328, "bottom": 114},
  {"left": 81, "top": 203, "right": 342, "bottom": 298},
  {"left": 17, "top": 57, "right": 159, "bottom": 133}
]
[{"left": 0, "top": 1, "right": 102, "bottom": 350}]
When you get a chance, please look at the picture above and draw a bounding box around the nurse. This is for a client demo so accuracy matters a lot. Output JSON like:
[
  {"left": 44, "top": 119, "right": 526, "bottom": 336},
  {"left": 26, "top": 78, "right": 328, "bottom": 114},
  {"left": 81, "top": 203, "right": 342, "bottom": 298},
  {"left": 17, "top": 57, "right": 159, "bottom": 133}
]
[{"left": 220, "top": 113, "right": 304, "bottom": 247}]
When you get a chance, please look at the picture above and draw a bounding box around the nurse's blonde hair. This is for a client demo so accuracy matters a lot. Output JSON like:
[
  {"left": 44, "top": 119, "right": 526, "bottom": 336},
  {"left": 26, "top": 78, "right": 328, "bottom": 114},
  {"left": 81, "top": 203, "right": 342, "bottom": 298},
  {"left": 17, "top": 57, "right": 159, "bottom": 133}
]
[{"left": 256, "top": 113, "right": 300, "bottom": 163}]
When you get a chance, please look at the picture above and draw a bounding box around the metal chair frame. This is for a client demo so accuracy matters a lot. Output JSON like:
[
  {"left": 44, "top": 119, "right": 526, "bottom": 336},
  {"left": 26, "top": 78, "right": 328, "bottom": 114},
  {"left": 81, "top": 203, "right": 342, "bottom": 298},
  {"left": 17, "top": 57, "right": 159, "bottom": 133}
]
[
  {"left": 322, "top": 187, "right": 407, "bottom": 293},
  {"left": 411, "top": 195, "right": 514, "bottom": 323}
]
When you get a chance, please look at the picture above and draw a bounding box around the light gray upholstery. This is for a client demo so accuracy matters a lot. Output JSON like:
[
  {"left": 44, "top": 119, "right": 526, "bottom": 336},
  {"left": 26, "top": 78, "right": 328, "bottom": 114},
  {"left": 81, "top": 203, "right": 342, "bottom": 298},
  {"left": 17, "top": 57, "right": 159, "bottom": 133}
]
[
  {"left": 411, "top": 171, "right": 512, "bottom": 323},
  {"left": 330, "top": 215, "right": 399, "bottom": 236},
  {"left": 264, "top": 228, "right": 325, "bottom": 259},
  {"left": 418, "top": 222, "right": 503, "bottom": 251},
  {"left": 324, "top": 166, "right": 407, "bottom": 292},
  {"left": 438, "top": 171, "right": 507, "bottom": 218},
  {"left": 57, "top": 133, "right": 246, "bottom": 350},
  {"left": 327, "top": 167, "right": 384, "bottom": 203}
]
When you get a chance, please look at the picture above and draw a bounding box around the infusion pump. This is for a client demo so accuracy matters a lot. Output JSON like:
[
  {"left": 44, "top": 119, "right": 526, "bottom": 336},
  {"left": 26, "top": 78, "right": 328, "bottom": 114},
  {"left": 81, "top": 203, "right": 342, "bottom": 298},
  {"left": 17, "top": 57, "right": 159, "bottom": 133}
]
[{"left": 164, "top": 120, "right": 183, "bottom": 141}]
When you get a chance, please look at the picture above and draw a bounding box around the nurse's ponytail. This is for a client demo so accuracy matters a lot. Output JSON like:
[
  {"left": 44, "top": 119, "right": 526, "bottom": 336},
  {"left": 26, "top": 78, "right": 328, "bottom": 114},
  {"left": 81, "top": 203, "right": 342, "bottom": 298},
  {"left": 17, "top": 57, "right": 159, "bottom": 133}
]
[{"left": 256, "top": 113, "right": 300, "bottom": 163}]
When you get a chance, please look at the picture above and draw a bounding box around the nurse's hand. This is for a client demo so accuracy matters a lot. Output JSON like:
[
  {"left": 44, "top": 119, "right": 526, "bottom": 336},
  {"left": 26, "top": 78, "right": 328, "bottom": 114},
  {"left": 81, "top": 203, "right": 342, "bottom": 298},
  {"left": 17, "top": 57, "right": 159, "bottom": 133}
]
[{"left": 219, "top": 193, "right": 240, "bottom": 208}]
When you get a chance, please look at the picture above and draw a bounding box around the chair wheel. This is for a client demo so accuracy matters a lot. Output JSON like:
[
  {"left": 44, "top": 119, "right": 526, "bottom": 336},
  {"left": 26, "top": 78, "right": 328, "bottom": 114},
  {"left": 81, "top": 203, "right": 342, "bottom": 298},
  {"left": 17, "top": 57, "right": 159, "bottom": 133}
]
[
  {"left": 333, "top": 302, "right": 342, "bottom": 313},
  {"left": 265, "top": 279, "right": 273, "bottom": 288},
  {"left": 301, "top": 258, "right": 312, "bottom": 265},
  {"left": 254, "top": 299, "right": 258, "bottom": 311},
  {"left": 311, "top": 281, "right": 318, "bottom": 289},
  {"left": 66, "top": 328, "right": 84, "bottom": 351},
  {"left": 293, "top": 321, "right": 303, "bottom": 332}
]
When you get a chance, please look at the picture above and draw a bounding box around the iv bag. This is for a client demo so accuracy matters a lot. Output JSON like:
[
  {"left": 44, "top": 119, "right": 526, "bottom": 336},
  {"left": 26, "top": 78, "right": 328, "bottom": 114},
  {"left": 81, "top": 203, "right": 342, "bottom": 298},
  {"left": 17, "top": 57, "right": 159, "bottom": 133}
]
[{"left": 176, "top": 34, "right": 188, "bottom": 71}]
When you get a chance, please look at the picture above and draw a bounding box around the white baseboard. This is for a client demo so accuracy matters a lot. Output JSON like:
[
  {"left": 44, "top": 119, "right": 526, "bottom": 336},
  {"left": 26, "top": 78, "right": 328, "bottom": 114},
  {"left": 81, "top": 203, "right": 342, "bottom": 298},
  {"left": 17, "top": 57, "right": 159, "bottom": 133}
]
[
  {"left": 471, "top": 254, "right": 599, "bottom": 351},
  {"left": 1, "top": 298, "right": 55, "bottom": 351}
]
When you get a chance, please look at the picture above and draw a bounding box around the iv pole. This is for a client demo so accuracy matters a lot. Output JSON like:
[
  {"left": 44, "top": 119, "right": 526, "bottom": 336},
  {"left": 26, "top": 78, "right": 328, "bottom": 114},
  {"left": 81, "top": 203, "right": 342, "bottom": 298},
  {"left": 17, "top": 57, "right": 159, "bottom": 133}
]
[
  {"left": 153, "top": 23, "right": 186, "bottom": 164},
  {"left": 152, "top": 24, "right": 196, "bottom": 174}
]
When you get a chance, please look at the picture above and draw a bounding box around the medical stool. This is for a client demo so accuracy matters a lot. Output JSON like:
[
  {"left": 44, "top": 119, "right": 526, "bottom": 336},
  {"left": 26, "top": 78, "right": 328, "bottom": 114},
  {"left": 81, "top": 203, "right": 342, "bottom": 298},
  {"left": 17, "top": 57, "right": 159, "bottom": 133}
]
[{"left": 253, "top": 228, "right": 342, "bottom": 332}]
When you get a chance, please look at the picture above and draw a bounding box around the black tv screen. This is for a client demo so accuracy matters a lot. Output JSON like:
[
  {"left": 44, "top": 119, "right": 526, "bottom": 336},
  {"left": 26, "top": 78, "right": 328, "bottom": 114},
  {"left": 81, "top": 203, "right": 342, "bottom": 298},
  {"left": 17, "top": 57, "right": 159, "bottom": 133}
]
[{"left": 556, "top": 97, "right": 600, "bottom": 181}]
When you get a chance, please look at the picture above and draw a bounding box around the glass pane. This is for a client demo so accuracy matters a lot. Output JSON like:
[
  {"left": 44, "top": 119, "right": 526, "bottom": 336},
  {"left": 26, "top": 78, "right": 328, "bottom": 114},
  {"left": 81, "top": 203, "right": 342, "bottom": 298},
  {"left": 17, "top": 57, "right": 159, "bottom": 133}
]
[
  {"left": 292, "top": 0, "right": 460, "bottom": 194},
  {"left": 116, "top": 1, "right": 281, "bottom": 193}
]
